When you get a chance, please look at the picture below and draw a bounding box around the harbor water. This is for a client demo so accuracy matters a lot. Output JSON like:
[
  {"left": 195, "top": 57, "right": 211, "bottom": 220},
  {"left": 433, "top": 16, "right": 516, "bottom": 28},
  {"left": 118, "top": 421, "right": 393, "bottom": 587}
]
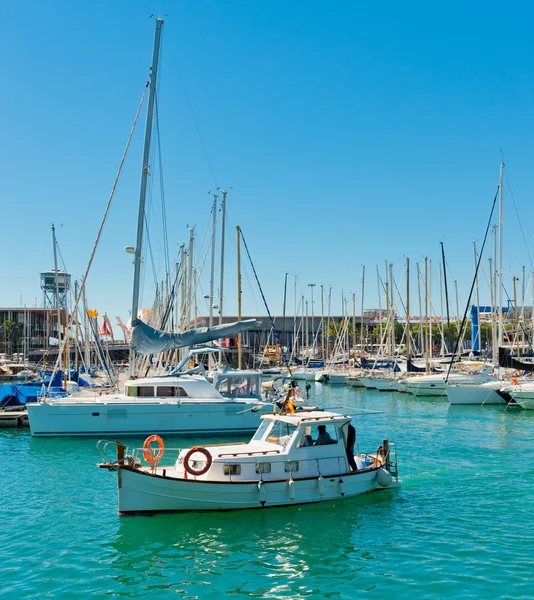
[{"left": 1, "top": 385, "right": 533, "bottom": 599}]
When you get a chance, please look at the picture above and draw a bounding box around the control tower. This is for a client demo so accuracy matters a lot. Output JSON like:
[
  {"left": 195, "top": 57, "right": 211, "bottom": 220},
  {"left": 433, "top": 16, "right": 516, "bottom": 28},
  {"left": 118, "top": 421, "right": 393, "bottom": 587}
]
[{"left": 41, "top": 270, "right": 71, "bottom": 310}]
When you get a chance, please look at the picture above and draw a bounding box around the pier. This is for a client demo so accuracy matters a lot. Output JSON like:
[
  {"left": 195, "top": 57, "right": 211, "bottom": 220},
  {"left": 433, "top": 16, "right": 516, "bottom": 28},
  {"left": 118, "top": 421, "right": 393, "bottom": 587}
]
[{"left": 0, "top": 410, "right": 28, "bottom": 428}]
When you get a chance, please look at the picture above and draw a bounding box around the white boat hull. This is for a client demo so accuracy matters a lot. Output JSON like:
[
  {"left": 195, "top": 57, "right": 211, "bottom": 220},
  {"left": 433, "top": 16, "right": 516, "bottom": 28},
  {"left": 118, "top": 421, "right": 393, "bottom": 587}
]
[
  {"left": 28, "top": 399, "right": 271, "bottom": 437},
  {"left": 116, "top": 465, "right": 397, "bottom": 514},
  {"left": 292, "top": 371, "right": 319, "bottom": 382},
  {"left": 322, "top": 374, "right": 347, "bottom": 384},
  {"left": 446, "top": 383, "right": 506, "bottom": 405},
  {"left": 371, "top": 378, "right": 399, "bottom": 392},
  {"left": 507, "top": 388, "right": 534, "bottom": 409}
]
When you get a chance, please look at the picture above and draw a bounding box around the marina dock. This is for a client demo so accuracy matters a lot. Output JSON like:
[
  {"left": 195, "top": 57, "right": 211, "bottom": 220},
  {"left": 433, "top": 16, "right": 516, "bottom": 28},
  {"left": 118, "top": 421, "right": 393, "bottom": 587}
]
[{"left": 0, "top": 410, "right": 29, "bottom": 428}]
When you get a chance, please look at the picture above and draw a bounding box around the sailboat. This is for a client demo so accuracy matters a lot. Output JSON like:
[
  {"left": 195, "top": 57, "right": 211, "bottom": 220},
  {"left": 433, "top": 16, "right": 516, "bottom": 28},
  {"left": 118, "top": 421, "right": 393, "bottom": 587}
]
[{"left": 27, "top": 19, "right": 273, "bottom": 437}]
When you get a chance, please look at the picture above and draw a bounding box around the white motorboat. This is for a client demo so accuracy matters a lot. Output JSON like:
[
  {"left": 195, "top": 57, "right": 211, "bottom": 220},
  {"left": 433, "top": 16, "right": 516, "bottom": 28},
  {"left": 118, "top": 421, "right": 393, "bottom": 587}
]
[
  {"left": 291, "top": 369, "right": 321, "bottom": 382},
  {"left": 346, "top": 374, "right": 365, "bottom": 388},
  {"left": 446, "top": 380, "right": 509, "bottom": 405},
  {"left": 28, "top": 370, "right": 273, "bottom": 437},
  {"left": 501, "top": 382, "right": 534, "bottom": 409},
  {"left": 98, "top": 409, "right": 400, "bottom": 514},
  {"left": 315, "top": 371, "right": 347, "bottom": 384},
  {"left": 368, "top": 378, "right": 399, "bottom": 392},
  {"left": 400, "top": 366, "right": 496, "bottom": 397}
]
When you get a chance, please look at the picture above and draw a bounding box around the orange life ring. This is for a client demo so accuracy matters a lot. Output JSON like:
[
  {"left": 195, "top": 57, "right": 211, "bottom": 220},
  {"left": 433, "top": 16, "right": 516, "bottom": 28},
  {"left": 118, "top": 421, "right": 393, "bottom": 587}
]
[
  {"left": 183, "top": 446, "right": 212, "bottom": 476},
  {"left": 143, "top": 434, "right": 164, "bottom": 464}
]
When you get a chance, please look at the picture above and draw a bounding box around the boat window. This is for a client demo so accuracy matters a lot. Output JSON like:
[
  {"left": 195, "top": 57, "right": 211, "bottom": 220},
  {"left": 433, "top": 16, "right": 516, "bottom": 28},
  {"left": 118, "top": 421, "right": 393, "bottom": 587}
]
[
  {"left": 223, "top": 464, "right": 241, "bottom": 475},
  {"left": 266, "top": 421, "right": 297, "bottom": 447},
  {"left": 156, "top": 386, "right": 188, "bottom": 397},
  {"left": 285, "top": 461, "right": 299, "bottom": 472},
  {"left": 137, "top": 386, "right": 155, "bottom": 397},
  {"left": 297, "top": 424, "right": 338, "bottom": 447},
  {"left": 251, "top": 420, "right": 272, "bottom": 442},
  {"left": 217, "top": 376, "right": 259, "bottom": 397},
  {"left": 255, "top": 462, "right": 271, "bottom": 474}
]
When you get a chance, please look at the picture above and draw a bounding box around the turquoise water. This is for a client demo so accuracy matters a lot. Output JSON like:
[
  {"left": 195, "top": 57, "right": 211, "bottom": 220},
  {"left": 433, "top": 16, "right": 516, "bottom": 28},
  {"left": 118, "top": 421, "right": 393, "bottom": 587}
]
[{"left": 1, "top": 386, "right": 533, "bottom": 599}]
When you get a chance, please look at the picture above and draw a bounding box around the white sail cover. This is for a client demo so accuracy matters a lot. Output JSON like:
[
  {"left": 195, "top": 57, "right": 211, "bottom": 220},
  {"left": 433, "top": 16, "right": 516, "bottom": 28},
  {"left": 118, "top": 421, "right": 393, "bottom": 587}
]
[{"left": 131, "top": 318, "right": 260, "bottom": 355}]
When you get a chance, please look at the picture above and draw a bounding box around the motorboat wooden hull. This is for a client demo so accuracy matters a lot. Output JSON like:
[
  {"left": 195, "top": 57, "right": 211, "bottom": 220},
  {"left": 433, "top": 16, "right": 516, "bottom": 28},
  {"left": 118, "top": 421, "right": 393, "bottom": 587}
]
[{"left": 115, "top": 464, "right": 398, "bottom": 514}]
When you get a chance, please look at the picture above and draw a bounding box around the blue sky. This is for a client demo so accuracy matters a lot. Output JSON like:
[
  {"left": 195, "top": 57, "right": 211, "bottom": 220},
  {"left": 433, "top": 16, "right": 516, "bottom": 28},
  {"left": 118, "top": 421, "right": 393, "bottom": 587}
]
[{"left": 1, "top": 0, "right": 534, "bottom": 334}]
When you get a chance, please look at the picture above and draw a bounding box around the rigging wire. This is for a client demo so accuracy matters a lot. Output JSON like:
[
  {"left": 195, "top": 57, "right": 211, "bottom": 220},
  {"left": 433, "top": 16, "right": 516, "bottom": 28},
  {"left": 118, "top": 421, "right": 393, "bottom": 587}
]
[
  {"left": 446, "top": 186, "right": 500, "bottom": 382},
  {"left": 176, "top": 63, "right": 219, "bottom": 188},
  {"left": 47, "top": 82, "right": 149, "bottom": 391},
  {"left": 154, "top": 90, "right": 171, "bottom": 277},
  {"left": 239, "top": 228, "right": 292, "bottom": 375}
]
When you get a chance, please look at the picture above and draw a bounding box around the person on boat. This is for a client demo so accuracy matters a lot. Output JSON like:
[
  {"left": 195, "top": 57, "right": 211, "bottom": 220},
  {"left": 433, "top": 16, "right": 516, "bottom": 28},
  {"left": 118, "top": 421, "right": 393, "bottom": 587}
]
[
  {"left": 315, "top": 424, "right": 333, "bottom": 445},
  {"left": 290, "top": 380, "right": 301, "bottom": 399},
  {"left": 346, "top": 423, "right": 357, "bottom": 471}
]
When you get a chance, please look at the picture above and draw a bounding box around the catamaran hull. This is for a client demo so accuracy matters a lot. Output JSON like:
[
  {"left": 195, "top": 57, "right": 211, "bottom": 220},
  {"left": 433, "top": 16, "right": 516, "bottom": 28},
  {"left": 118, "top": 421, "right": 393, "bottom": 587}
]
[
  {"left": 28, "top": 401, "right": 271, "bottom": 437},
  {"left": 116, "top": 466, "right": 398, "bottom": 514}
]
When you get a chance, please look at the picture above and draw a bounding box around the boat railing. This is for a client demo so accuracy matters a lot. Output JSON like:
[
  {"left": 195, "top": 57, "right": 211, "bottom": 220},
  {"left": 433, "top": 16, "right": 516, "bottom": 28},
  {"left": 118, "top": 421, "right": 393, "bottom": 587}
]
[{"left": 96, "top": 439, "right": 185, "bottom": 470}]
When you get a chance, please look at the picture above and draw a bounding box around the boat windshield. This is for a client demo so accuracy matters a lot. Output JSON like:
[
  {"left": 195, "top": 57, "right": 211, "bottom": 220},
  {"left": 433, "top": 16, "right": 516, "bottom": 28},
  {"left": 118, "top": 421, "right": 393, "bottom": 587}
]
[
  {"left": 217, "top": 376, "right": 259, "bottom": 397},
  {"left": 251, "top": 420, "right": 272, "bottom": 442},
  {"left": 266, "top": 421, "right": 298, "bottom": 447}
]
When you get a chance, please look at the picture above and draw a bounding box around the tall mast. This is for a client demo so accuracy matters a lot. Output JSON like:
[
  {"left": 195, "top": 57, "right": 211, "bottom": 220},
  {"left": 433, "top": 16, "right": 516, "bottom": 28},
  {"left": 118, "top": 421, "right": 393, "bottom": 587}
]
[
  {"left": 282, "top": 272, "right": 288, "bottom": 333},
  {"left": 237, "top": 226, "right": 242, "bottom": 369},
  {"left": 425, "top": 256, "right": 431, "bottom": 373},
  {"left": 52, "top": 224, "right": 62, "bottom": 372},
  {"left": 321, "top": 285, "right": 324, "bottom": 359},
  {"left": 405, "top": 258, "right": 410, "bottom": 359},
  {"left": 389, "top": 263, "right": 394, "bottom": 358},
  {"left": 308, "top": 284, "right": 315, "bottom": 358},
  {"left": 360, "top": 265, "right": 365, "bottom": 354},
  {"left": 498, "top": 162, "right": 505, "bottom": 347},
  {"left": 440, "top": 243, "right": 451, "bottom": 357},
  {"left": 218, "top": 189, "right": 227, "bottom": 366},
  {"left": 208, "top": 194, "right": 218, "bottom": 330},
  {"left": 352, "top": 293, "right": 356, "bottom": 358},
  {"left": 130, "top": 17, "right": 164, "bottom": 378},
  {"left": 473, "top": 241, "right": 480, "bottom": 352},
  {"left": 187, "top": 227, "right": 194, "bottom": 328},
  {"left": 376, "top": 266, "right": 383, "bottom": 356},
  {"left": 219, "top": 190, "right": 227, "bottom": 326}
]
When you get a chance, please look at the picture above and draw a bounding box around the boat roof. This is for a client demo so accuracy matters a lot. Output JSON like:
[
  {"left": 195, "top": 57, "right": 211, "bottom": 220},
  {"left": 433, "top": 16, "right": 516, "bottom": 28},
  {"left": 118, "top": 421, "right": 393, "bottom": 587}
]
[{"left": 261, "top": 410, "right": 351, "bottom": 426}]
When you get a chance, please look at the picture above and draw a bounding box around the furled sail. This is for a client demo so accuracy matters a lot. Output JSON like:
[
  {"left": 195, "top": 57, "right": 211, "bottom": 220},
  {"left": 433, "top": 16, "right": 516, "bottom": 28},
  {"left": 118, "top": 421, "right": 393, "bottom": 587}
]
[
  {"left": 131, "top": 318, "right": 260, "bottom": 355},
  {"left": 498, "top": 347, "right": 534, "bottom": 373}
]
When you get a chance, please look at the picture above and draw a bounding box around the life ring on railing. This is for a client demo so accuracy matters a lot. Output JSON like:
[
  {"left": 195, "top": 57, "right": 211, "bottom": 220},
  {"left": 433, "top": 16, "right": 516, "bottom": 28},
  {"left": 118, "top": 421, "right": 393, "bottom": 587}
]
[
  {"left": 143, "top": 434, "right": 164, "bottom": 464},
  {"left": 183, "top": 446, "right": 212, "bottom": 476}
]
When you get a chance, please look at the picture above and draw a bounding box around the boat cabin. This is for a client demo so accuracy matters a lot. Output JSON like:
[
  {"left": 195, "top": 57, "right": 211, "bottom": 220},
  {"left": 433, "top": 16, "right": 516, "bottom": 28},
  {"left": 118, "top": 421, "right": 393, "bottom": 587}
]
[
  {"left": 175, "top": 411, "right": 372, "bottom": 481},
  {"left": 123, "top": 375, "right": 229, "bottom": 401},
  {"left": 213, "top": 369, "right": 262, "bottom": 400}
]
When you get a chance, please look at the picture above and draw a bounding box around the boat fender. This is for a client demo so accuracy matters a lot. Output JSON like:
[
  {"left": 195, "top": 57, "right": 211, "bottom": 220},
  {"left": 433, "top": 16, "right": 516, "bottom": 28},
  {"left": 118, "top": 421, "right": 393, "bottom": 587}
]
[
  {"left": 338, "top": 478, "right": 345, "bottom": 496},
  {"left": 317, "top": 475, "right": 325, "bottom": 497},
  {"left": 183, "top": 446, "right": 213, "bottom": 476},
  {"left": 376, "top": 468, "right": 393, "bottom": 488},
  {"left": 288, "top": 478, "right": 295, "bottom": 500},
  {"left": 143, "top": 435, "right": 165, "bottom": 464},
  {"left": 258, "top": 480, "right": 266, "bottom": 506}
]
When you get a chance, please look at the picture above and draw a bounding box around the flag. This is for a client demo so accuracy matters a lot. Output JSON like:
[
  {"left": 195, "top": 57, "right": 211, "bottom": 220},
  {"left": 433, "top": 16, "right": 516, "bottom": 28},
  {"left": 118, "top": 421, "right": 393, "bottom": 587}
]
[
  {"left": 100, "top": 314, "right": 114, "bottom": 340},
  {"left": 87, "top": 309, "right": 99, "bottom": 318}
]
